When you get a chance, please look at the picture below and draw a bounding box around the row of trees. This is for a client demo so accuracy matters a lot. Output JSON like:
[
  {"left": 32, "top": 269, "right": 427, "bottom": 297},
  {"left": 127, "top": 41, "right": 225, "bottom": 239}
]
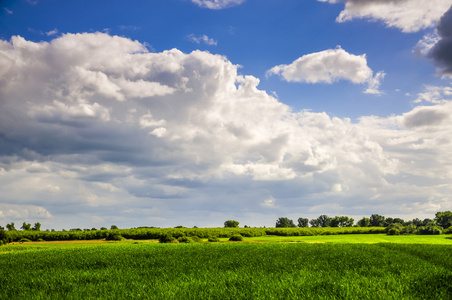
[
  {"left": 0, "top": 222, "right": 42, "bottom": 231},
  {"left": 0, "top": 223, "right": 119, "bottom": 232},
  {"left": 274, "top": 211, "right": 452, "bottom": 230}
]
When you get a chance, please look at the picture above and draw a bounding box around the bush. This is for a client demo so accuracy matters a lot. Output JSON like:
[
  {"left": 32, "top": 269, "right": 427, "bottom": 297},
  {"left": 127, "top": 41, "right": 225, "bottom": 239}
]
[
  {"left": 387, "top": 228, "right": 401, "bottom": 235},
  {"left": 208, "top": 236, "right": 220, "bottom": 242},
  {"left": 159, "top": 233, "right": 175, "bottom": 243},
  {"left": 18, "top": 238, "right": 31, "bottom": 243},
  {"left": 178, "top": 236, "right": 194, "bottom": 243},
  {"left": 106, "top": 233, "right": 125, "bottom": 241},
  {"left": 37, "top": 238, "right": 45, "bottom": 242},
  {"left": 229, "top": 234, "right": 244, "bottom": 241}
]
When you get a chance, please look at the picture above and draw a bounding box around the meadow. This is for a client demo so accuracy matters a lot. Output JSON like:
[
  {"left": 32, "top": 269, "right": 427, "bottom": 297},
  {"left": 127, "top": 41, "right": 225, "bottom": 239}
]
[{"left": 1, "top": 235, "right": 452, "bottom": 299}]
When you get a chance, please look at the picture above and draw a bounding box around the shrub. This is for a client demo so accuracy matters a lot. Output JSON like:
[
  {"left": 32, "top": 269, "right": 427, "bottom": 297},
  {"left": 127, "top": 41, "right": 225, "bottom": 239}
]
[
  {"left": 18, "top": 238, "right": 31, "bottom": 243},
  {"left": 159, "top": 233, "right": 175, "bottom": 243},
  {"left": 178, "top": 236, "right": 194, "bottom": 243},
  {"left": 37, "top": 238, "right": 45, "bottom": 242},
  {"left": 106, "top": 233, "right": 125, "bottom": 241},
  {"left": 190, "top": 236, "right": 202, "bottom": 243},
  {"left": 388, "top": 228, "right": 401, "bottom": 235},
  {"left": 229, "top": 234, "right": 244, "bottom": 241},
  {"left": 208, "top": 236, "right": 220, "bottom": 242},
  {"left": 444, "top": 226, "right": 452, "bottom": 234}
]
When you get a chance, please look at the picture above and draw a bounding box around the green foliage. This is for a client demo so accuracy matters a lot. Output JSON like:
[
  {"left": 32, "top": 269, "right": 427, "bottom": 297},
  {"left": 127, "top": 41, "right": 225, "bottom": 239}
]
[
  {"left": 6, "top": 223, "right": 16, "bottom": 231},
  {"left": 177, "top": 236, "right": 194, "bottom": 243},
  {"left": 21, "top": 222, "right": 31, "bottom": 231},
  {"left": 435, "top": 211, "right": 452, "bottom": 229},
  {"left": 369, "top": 214, "right": 385, "bottom": 227},
  {"left": 309, "top": 215, "right": 331, "bottom": 227},
  {"left": 276, "top": 217, "right": 296, "bottom": 228},
  {"left": 159, "top": 233, "right": 175, "bottom": 243},
  {"left": 357, "top": 217, "right": 370, "bottom": 227},
  {"left": 265, "top": 227, "right": 386, "bottom": 236},
  {"left": 208, "top": 236, "right": 220, "bottom": 242},
  {"left": 18, "top": 238, "right": 31, "bottom": 243},
  {"left": 330, "top": 216, "right": 354, "bottom": 227},
  {"left": 0, "top": 229, "right": 6, "bottom": 246},
  {"left": 418, "top": 225, "right": 443, "bottom": 235},
  {"left": 224, "top": 220, "right": 239, "bottom": 228},
  {"left": 229, "top": 234, "right": 244, "bottom": 241},
  {"left": 105, "top": 233, "right": 125, "bottom": 241},
  {"left": 32, "top": 222, "right": 41, "bottom": 231},
  {"left": 297, "top": 217, "right": 309, "bottom": 227},
  {"left": 110, "top": 225, "right": 119, "bottom": 230}
]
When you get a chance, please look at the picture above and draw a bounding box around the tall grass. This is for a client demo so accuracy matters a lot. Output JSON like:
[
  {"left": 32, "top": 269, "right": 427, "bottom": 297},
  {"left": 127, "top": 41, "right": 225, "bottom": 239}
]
[{"left": 1, "top": 243, "right": 451, "bottom": 299}]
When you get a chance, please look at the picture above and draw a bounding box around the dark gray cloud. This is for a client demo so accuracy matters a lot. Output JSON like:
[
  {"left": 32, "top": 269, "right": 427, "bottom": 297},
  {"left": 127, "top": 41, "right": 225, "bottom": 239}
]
[{"left": 429, "top": 5, "right": 452, "bottom": 75}]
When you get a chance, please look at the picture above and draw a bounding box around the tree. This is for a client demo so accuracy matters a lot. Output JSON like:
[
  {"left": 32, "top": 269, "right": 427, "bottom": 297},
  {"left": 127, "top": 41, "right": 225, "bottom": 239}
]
[
  {"left": 32, "top": 222, "right": 41, "bottom": 231},
  {"left": 330, "top": 216, "right": 354, "bottom": 227},
  {"left": 0, "top": 229, "right": 7, "bottom": 245},
  {"left": 369, "top": 214, "right": 385, "bottom": 227},
  {"left": 6, "top": 223, "right": 16, "bottom": 231},
  {"left": 297, "top": 218, "right": 309, "bottom": 227},
  {"left": 357, "top": 217, "right": 370, "bottom": 227},
  {"left": 276, "top": 217, "right": 296, "bottom": 228},
  {"left": 412, "top": 218, "right": 422, "bottom": 227},
  {"left": 309, "top": 215, "right": 331, "bottom": 227},
  {"left": 224, "top": 220, "right": 239, "bottom": 228},
  {"left": 21, "top": 222, "right": 31, "bottom": 231},
  {"left": 435, "top": 211, "right": 452, "bottom": 229},
  {"left": 110, "top": 225, "right": 118, "bottom": 230}
]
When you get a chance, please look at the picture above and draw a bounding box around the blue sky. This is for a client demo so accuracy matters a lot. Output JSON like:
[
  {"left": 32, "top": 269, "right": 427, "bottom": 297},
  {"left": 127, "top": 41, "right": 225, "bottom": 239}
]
[{"left": 1, "top": 0, "right": 452, "bottom": 229}]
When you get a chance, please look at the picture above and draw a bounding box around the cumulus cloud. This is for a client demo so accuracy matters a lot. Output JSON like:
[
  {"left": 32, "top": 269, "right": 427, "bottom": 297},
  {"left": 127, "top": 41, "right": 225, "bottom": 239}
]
[
  {"left": 190, "top": 0, "right": 245, "bottom": 9},
  {"left": 267, "top": 47, "right": 384, "bottom": 94},
  {"left": 428, "top": 5, "right": 452, "bottom": 77},
  {"left": 318, "top": 0, "right": 452, "bottom": 33},
  {"left": 0, "top": 33, "right": 451, "bottom": 228}
]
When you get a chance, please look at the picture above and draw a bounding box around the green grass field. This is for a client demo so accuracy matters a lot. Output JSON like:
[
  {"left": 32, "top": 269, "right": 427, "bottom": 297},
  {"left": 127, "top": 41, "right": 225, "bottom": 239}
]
[{"left": 1, "top": 234, "right": 452, "bottom": 299}]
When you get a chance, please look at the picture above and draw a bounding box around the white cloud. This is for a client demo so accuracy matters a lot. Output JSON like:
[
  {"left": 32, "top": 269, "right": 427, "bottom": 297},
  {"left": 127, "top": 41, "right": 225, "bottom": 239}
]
[
  {"left": 187, "top": 34, "right": 218, "bottom": 46},
  {"left": 267, "top": 47, "right": 384, "bottom": 94},
  {"left": 190, "top": 0, "right": 245, "bottom": 9},
  {"left": 318, "top": 0, "right": 452, "bottom": 33},
  {"left": 1, "top": 33, "right": 451, "bottom": 228},
  {"left": 46, "top": 28, "right": 58, "bottom": 36}
]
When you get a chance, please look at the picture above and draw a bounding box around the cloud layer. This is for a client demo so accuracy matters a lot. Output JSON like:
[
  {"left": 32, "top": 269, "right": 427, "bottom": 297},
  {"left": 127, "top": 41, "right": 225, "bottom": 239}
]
[
  {"left": 267, "top": 47, "right": 384, "bottom": 94},
  {"left": 319, "top": 0, "right": 452, "bottom": 33},
  {"left": 0, "top": 33, "right": 451, "bottom": 228}
]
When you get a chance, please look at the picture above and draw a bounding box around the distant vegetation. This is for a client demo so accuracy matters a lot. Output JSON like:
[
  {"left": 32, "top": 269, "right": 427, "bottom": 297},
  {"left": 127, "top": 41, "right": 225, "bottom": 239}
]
[{"left": 1, "top": 211, "right": 451, "bottom": 245}]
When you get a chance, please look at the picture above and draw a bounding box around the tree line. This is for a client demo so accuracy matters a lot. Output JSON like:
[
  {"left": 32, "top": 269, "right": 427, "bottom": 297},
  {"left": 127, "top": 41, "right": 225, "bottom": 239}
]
[{"left": 271, "top": 211, "right": 452, "bottom": 235}]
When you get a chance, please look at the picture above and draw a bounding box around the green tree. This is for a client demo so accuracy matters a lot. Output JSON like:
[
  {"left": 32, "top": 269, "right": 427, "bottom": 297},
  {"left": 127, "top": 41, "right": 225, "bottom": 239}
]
[
  {"left": 412, "top": 218, "right": 422, "bottom": 227},
  {"left": 297, "top": 218, "right": 309, "bottom": 227},
  {"left": 309, "top": 215, "right": 331, "bottom": 227},
  {"left": 6, "top": 222, "right": 16, "bottom": 231},
  {"left": 276, "top": 217, "right": 296, "bottom": 228},
  {"left": 21, "top": 222, "right": 31, "bottom": 231},
  {"left": 330, "top": 216, "right": 354, "bottom": 227},
  {"left": 357, "top": 217, "right": 370, "bottom": 227},
  {"left": 369, "top": 214, "right": 385, "bottom": 227},
  {"left": 435, "top": 211, "right": 452, "bottom": 229},
  {"left": 32, "top": 222, "right": 41, "bottom": 231},
  {"left": 0, "top": 229, "right": 7, "bottom": 245},
  {"left": 224, "top": 220, "right": 239, "bottom": 228},
  {"left": 110, "top": 225, "right": 118, "bottom": 230}
]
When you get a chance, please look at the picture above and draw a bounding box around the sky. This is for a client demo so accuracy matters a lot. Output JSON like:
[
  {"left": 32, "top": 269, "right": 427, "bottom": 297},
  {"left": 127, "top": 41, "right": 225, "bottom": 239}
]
[{"left": 1, "top": 0, "right": 452, "bottom": 230}]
